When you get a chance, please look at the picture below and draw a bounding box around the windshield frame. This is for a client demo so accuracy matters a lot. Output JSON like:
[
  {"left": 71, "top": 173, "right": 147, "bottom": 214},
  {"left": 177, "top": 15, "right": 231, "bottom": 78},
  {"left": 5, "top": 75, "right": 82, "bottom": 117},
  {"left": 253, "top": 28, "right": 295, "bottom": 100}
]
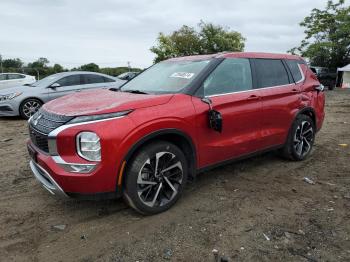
[{"left": 118, "top": 58, "right": 221, "bottom": 96}]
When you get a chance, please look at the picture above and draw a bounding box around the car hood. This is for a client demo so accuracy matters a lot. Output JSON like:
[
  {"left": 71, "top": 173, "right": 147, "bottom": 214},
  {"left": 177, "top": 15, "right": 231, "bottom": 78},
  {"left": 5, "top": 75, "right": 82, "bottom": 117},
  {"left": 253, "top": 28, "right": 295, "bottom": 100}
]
[{"left": 43, "top": 89, "right": 174, "bottom": 116}]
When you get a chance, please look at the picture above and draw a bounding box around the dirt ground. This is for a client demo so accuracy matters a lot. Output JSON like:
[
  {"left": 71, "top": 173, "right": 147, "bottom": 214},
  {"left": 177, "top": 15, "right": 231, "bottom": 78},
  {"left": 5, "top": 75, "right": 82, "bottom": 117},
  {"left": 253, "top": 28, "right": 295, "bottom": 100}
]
[{"left": 0, "top": 89, "right": 350, "bottom": 262}]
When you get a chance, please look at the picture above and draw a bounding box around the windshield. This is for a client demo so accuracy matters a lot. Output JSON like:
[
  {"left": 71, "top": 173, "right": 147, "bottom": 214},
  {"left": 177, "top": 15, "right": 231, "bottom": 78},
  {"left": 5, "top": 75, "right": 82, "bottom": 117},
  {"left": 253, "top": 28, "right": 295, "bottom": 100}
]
[
  {"left": 120, "top": 59, "right": 211, "bottom": 94},
  {"left": 29, "top": 73, "right": 63, "bottom": 87}
]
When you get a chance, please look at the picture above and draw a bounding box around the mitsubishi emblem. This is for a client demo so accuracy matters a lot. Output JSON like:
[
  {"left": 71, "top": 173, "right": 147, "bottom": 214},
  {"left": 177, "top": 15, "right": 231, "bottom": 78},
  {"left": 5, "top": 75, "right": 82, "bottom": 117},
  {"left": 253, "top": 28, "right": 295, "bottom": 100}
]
[{"left": 33, "top": 114, "right": 42, "bottom": 126}]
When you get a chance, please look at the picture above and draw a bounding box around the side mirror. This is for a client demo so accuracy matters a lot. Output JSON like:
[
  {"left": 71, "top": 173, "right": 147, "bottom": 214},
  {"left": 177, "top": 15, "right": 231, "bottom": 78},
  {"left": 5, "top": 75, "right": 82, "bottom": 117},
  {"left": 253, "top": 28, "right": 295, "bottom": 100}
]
[
  {"left": 50, "top": 83, "right": 60, "bottom": 88},
  {"left": 201, "top": 97, "right": 223, "bottom": 132},
  {"left": 208, "top": 110, "right": 222, "bottom": 132}
]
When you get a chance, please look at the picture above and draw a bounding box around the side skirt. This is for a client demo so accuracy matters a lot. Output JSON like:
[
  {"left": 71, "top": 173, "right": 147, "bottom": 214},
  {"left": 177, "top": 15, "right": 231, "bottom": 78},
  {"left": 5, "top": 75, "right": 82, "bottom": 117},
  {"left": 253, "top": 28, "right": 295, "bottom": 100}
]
[{"left": 196, "top": 144, "right": 284, "bottom": 175}]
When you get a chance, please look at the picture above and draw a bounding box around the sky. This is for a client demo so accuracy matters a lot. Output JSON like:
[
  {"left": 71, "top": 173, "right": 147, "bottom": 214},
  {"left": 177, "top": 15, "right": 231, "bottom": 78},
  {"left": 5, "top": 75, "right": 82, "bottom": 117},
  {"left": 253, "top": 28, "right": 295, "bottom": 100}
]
[{"left": 0, "top": 0, "right": 339, "bottom": 69}]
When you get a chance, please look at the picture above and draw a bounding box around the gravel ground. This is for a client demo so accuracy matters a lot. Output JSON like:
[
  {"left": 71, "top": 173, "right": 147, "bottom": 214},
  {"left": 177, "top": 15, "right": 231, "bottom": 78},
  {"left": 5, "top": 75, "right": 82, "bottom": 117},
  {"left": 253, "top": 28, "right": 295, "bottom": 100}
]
[{"left": 0, "top": 89, "right": 349, "bottom": 262}]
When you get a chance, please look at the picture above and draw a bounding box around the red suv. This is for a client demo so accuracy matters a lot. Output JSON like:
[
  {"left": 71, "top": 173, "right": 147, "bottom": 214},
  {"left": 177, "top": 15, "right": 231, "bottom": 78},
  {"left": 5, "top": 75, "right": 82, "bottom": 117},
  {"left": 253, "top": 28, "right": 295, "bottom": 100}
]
[{"left": 27, "top": 52, "right": 325, "bottom": 214}]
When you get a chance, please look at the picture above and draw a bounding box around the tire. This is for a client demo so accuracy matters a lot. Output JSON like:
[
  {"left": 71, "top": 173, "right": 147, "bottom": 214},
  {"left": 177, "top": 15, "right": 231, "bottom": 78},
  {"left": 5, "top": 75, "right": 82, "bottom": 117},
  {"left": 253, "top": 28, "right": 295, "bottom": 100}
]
[
  {"left": 328, "top": 85, "right": 335, "bottom": 90},
  {"left": 19, "top": 98, "right": 43, "bottom": 119},
  {"left": 123, "top": 141, "right": 188, "bottom": 215},
  {"left": 280, "top": 114, "right": 315, "bottom": 161}
]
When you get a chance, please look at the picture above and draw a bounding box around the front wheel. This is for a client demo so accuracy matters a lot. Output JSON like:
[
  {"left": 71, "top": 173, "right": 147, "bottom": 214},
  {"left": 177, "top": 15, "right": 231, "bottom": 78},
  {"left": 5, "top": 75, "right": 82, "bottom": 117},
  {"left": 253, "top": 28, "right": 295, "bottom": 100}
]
[
  {"left": 19, "top": 98, "right": 43, "bottom": 119},
  {"left": 280, "top": 115, "right": 315, "bottom": 161},
  {"left": 123, "top": 141, "right": 188, "bottom": 215}
]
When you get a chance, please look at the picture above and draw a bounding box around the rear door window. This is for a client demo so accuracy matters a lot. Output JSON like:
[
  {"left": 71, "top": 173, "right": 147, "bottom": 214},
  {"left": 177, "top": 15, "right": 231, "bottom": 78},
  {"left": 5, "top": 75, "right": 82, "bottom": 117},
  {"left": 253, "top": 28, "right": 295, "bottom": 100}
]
[
  {"left": 254, "top": 59, "right": 290, "bottom": 88},
  {"left": 82, "top": 74, "right": 106, "bottom": 84},
  {"left": 57, "top": 75, "right": 82, "bottom": 87},
  {"left": 285, "top": 60, "right": 303, "bottom": 82},
  {"left": 203, "top": 58, "right": 253, "bottom": 96},
  {"left": 0, "top": 74, "right": 7, "bottom": 80}
]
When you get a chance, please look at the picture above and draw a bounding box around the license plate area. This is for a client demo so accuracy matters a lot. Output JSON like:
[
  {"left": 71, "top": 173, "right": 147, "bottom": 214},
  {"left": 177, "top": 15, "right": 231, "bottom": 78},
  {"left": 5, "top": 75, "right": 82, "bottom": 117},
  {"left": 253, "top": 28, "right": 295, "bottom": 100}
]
[{"left": 27, "top": 144, "right": 38, "bottom": 163}]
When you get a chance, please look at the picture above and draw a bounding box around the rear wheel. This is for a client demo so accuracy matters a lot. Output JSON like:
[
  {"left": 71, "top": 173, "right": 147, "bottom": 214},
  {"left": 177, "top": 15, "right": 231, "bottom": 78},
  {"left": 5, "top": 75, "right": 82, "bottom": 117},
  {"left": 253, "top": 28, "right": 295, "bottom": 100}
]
[
  {"left": 19, "top": 98, "right": 42, "bottom": 119},
  {"left": 280, "top": 115, "right": 315, "bottom": 161},
  {"left": 123, "top": 141, "right": 188, "bottom": 215}
]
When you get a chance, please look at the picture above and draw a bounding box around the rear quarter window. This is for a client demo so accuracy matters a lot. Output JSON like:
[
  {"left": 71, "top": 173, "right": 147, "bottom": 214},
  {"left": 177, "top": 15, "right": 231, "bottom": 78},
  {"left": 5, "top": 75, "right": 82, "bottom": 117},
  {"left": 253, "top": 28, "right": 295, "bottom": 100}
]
[
  {"left": 254, "top": 59, "right": 290, "bottom": 88},
  {"left": 285, "top": 60, "right": 303, "bottom": 82},
  {"left": 103, "top": 76, "right": 115, "bottom": 83},
  {"left": 83, "top": 74, "right": 105, "bottom": 84}
]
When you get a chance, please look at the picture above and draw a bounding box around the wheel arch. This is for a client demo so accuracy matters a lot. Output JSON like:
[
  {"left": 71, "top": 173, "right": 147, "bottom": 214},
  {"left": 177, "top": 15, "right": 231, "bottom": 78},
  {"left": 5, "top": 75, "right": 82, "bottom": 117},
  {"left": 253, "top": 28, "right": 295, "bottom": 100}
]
[
  {"left": 19, "top": 96, "right": 44, "bottom": 108},
  {"left": 284, "top": 107, "right": 316, "bottom": 146},
  {"left": 18, "top": 97, "right": 44, "bottom": 118},
  {"left": 296, "top": 107, "right": 316, "bottom": 127},
  {"left": 119, "top": 128, "right": 197, "bottom": 187}
]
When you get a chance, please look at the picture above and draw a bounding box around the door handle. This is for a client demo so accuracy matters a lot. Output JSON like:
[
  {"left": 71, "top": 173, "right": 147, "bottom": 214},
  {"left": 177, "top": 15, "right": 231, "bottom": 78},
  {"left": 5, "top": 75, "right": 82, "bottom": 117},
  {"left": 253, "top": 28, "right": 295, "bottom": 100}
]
[
  {"left": 247, "top": 95, "right": 260, "bottom": 100},
  {"left": 291, "top": 88, "right": 299, "bottom": 93},
  {"left": 76, "top": 89, "right": 81, "bottom": 92}
]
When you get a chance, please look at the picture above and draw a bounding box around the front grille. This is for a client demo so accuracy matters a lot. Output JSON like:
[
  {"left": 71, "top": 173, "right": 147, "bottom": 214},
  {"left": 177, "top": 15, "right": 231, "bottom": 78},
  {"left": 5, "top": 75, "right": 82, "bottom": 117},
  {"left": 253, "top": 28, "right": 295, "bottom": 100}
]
[
  {"left": 28, "top": 108, "right": 74, "bottom": 153},
  {"left": 29, "top": 127, "right": 49, "bottom": 152}
]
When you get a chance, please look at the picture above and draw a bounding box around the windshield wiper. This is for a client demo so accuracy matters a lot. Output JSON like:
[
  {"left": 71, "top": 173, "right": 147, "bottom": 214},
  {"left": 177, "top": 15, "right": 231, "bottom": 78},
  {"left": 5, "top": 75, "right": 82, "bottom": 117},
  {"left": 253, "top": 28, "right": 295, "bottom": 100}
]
[{"left": 122, "top": 89, "right": 149, "bottom": 94}]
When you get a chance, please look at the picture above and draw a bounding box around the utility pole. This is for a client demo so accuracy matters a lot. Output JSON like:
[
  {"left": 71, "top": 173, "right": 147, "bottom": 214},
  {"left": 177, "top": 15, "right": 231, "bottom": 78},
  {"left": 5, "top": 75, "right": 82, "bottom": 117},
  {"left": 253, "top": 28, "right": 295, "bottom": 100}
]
[{"left": 127, "top": 61, "right": 131, "bottom": 72}]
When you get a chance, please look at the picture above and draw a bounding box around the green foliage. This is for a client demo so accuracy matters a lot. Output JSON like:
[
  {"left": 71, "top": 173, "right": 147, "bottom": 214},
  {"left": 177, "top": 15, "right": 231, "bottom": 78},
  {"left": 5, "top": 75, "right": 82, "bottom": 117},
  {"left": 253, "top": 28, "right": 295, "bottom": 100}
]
[
  {"left": 150, "top": 21, "right": 245, "bottom": 63},
  {"left": 79, "top": 63, "right": 100, "bottom": 72},
  {"left": 289, "top": 0, "right": 350, "bottom": 68},
  {"left": 2, "top": 58, "right": 23, "bottom": 68},
  {"left": 52, "top": 64, "right": 65, "bottom": 73},
  {"left": 99, "top": 67, "right": 142, "bottom": 77}
]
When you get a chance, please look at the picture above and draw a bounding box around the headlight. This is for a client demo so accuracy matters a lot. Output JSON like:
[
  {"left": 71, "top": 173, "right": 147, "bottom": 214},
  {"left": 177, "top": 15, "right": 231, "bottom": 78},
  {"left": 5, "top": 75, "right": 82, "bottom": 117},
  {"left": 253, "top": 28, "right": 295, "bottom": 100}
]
[
  {"left": 0, "top": 92, "right": 22, "bottom": 101},
  {"left": 68, "top": 110, "right": 132, "bottom": 124},
  {"left": 76, "top": 132, "right": 101, "bottom": 161}
]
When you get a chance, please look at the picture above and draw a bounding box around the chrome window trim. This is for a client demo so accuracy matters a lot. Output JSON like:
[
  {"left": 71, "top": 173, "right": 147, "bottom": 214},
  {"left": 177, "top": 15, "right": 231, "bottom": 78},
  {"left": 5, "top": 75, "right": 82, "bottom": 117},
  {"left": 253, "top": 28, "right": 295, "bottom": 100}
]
[
  {"left": 206, "top": 83, "right": 295, "bottom": 98},
  {"left": 295, "top": 64, "right": 305, "bottom": 84},
  {"left": 205, "top": 60, "right": 306, "bottom": 98}
]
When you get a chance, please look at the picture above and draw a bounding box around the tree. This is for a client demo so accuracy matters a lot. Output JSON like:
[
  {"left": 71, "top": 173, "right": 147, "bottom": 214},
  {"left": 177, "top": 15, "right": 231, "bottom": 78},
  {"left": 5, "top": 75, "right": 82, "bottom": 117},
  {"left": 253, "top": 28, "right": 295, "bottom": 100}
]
[
  {"left": 2, "top": 58, "right": 23, "bottom": 69},
  {"left": 52, "top": 64, "right": 64, "bottom": 73},
  {"left": 29, "top": 57, "right": 50, "bottom": 68},
  {"left": 100, "top": 67, "right": 142, "bottom": 76},
  {"left": 27, "top": 57, "right": 50, "bottom": 79},
  {"left": 79, "top": 63, "right": 100, "bottom": 72},
  {"left": 289, "top": 0, "right": 350, "bottom": 69},
  {"left": 150, "top": 21, "right": 245, "bottom": 63},
  {"left": 199, "top": 22, "right": 245, "bottom": 54}
]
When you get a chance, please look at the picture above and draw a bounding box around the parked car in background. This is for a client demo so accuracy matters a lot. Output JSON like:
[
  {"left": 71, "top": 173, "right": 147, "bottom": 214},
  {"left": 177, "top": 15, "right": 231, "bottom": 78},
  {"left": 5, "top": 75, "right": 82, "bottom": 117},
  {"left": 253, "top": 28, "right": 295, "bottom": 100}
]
[
  {"left": 0, "top": 71, "right": 125, "bottom": 119},
  {"left": 310, "top": 66, "right": 337, "bottom": 90},
  {"left": 117, "top": 71, "right": 139, "bottom": 81},
  {"left": 0, "top": 73, "right": 36, "bottom": 90},
  {"left": 27, "top": 52, "right": 325, "bottom": 215}
]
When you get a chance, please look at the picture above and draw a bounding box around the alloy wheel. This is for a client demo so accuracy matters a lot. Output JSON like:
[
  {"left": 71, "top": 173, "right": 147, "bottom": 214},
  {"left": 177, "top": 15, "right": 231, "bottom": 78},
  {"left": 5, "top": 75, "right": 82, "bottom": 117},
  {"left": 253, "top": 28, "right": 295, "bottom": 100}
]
[
  {"left": 137, "top": 151, "right": 183, "bottom": 208},
  {"left": 294, "top": 120, "right": 314, "bottom": 157},
  {"left": 23, "top": 100, "right": 41, "bottom": 118}
]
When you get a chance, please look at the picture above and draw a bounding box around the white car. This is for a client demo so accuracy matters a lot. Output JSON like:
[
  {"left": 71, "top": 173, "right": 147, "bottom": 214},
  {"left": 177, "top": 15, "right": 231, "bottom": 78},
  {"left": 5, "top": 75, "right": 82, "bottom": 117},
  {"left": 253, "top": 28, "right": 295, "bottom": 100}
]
[{"left": 0, "top": 73, "right": 36, "bottom": 90}]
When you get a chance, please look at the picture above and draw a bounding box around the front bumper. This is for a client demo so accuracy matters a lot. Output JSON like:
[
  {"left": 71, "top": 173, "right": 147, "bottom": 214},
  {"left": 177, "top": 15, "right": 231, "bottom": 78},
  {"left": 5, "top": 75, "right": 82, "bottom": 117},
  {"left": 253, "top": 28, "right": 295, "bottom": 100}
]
[
  {"left": 0, "top": 102, "right": 18, "bottom": 116},
  {"left": 30, "top": 160, "right": 68, "bottom": 198},
  {"left": 27, "top": 111, "right": 136, "bottom": 198},
  {"left": 27, "top": 139, "right": 124, "bottom": 199}
]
